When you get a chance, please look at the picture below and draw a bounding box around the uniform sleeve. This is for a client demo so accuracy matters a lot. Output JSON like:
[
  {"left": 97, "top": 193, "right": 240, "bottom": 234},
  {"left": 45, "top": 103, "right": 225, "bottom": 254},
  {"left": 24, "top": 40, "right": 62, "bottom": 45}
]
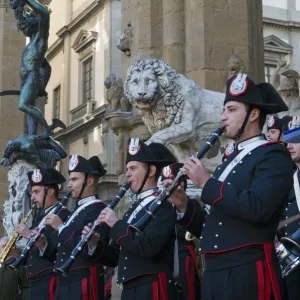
[
  {"left": 41, "top": 208, "right": 71, "bottom": 260},
  {"left": 87, "top": 224, "right": 119, "bottom": 268},
  {"left": 201, "top": 149, "right": 293, "bottom": 223},
  {"left": 69, "top": 203, "right": 107, "bottom": 259},
  {"left": 109, "top": 201, "right": 176, "bottom": 259},
  {"left": 177, "top": 199, "right": 207, "bottom": 238}
]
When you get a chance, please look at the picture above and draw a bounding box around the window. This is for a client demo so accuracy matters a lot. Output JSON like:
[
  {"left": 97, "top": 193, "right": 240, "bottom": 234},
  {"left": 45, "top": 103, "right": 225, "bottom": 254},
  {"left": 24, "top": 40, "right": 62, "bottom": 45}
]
[
  {"left": 53, "top": 85, "right": 61, "bottom": 119},
  {"left": 264, "top": 65, "right": 276, "bottom": 83},
  {"left": 82, "top": 57, "right": 93, "bottom": 103}
]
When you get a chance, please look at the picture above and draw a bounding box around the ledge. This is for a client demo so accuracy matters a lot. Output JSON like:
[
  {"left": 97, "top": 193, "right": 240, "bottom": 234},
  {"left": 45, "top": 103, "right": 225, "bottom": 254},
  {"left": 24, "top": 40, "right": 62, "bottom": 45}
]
[
  {"left": 52, "top": 104, "right": 108, "bottom": 141},
  {"left": 263, "top": 17, "right": 300, "bottom": 31},
  {"left": 46, "top": 38, "right": 63, "bottom": 60},
  {"left": 56, "top": 0, "right": 105, "bottom": 39}
]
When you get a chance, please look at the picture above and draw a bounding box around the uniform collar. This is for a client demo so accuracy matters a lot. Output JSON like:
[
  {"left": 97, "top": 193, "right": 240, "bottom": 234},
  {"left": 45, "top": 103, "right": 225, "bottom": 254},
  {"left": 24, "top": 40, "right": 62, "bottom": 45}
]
[
  {"left": 137, "top": 187, "right": 158, "bottom": 200},
  {"left": 78, "top": 195, "right": 97, "bottom": 206},
  {"left": 236, "top": 134, "right": 266, "bottom": 151}
]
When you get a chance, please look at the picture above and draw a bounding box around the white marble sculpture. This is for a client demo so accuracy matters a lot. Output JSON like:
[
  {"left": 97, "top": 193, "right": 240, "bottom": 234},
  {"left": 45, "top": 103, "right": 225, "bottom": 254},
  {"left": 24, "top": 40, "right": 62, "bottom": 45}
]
[
  {"left": 3, "top": 161, "right": 34, "bottom": 236},
  {"left": 270, "top": 60, "right": 300, "bottom": 117},
  {"left": 104, "top": 73, "right": 131, "bottom": 111},
  {"left": 124, "top": 58, "right": 225, "bottom": 161}
]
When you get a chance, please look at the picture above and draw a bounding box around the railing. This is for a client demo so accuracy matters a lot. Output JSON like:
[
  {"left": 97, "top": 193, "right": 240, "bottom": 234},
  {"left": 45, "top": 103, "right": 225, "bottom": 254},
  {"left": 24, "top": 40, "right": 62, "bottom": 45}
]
[{"left": 70, "top": 100, "right": 96, "bottom": 124}]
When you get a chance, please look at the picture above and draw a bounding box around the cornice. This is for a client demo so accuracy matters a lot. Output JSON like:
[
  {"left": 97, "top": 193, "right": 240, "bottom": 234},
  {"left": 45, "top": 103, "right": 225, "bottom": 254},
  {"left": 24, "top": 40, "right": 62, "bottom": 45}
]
[
  {"left": 56, "top": 0, "right": 105, "bottom": 39},
  {"left": 52, "top": 104, "right": 108, "bottom": 141},
  {"left": 263, "top": 17, "right": 300, "bottom": 31},
  {"left": 46, "top": 37, "right": 63, "bottom": 60}
]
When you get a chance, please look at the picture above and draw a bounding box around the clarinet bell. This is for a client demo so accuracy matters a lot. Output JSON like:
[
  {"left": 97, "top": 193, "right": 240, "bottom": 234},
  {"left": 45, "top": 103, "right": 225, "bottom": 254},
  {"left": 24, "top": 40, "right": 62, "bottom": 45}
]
[
  {"left": 55, "top": 257, "right": 75, "bottom": 276},
  {"left": 276, "top": 242, "right": 300, "bottom": 278}
]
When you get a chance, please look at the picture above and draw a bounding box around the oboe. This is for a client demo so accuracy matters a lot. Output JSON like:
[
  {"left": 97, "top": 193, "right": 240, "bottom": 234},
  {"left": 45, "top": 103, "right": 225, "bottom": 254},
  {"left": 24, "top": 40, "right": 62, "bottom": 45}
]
[
  {"left": 129, "top": 126, "right": 225, "bottom": 232},
  {"left": 10, "top": 191, "right": 71, "bottom": 270},
  {"left": 55, "top": 183, "right": 130, "bottom": 276}
]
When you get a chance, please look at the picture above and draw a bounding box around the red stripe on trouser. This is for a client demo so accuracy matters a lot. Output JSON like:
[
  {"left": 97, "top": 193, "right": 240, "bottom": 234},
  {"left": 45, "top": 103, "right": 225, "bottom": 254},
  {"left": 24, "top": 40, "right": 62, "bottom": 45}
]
[
  {"left": 152, "top": 281, "right": 159, "bottom": 300},
  {"left": 157, "top": 272, "right": 168, "bottom": 300},
  {"left": 186, "top": 245, "right": 202, "bottom": 280},
  {"left": 264, "top": 260, "right": 272, "bottom": 300},
  {"left": 185, "top": 256, "right": 196, "bottom": 300},
  {"left": 49, "top": 275, "right": 56, "bottom": 300},
  {"left": 256, "top": 260, "right": 265, "bottom": 300},
  {"left": 82, "top": 278, "right": 88, "bottom": 300},
  {"left": 264, "top": 244, "right": 281, "bottom": 300},
  {"left": 90, "top": 266, "right": 98, "bottom": 300}
]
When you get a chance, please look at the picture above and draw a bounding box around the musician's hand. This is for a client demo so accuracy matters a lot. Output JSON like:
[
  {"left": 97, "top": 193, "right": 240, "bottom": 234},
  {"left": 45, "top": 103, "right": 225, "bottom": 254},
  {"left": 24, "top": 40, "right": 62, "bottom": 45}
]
[
  {"left": 162, "top": 177, "right": 188, "bottom": 213},
  {"left": 44, "top": 214, "right": 63, "bottom": 231},
  {"left": 32, "top": 229, "right": 47, "bottom": 250},
  {"left": 183, "top": 157, "right": 210, "bottom": 189},
  {"left": 99, "top": 208, "right": 120, "bottom": 228},
  {"left": 82, "top": 224, "right": 100, "bottom": 250},
  {"left": 15, "top": 224, "right": 31, "bottom": 239}
]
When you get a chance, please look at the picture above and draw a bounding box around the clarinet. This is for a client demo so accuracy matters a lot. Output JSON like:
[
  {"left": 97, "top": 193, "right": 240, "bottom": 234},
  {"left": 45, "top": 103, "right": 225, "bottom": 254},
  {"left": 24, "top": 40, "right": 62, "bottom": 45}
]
[
  {"left": 129, "top": 126, "right": 225, "bottom": 232},
  {"left": 55, "top": 183, "right": 130, "bottom": 276},
  {"left": 10, "top": 191, "right": 71, "bottom": 270}
]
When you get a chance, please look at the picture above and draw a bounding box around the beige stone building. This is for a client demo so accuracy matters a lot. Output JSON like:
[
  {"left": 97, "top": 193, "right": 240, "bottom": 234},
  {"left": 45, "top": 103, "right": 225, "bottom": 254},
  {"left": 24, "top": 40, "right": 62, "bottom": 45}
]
[
  {"left": 45, "top": 0, "right": 122, "bottom": 203},
  {"left": 0, "top": 1, "right": 25, "bottom": 236}
]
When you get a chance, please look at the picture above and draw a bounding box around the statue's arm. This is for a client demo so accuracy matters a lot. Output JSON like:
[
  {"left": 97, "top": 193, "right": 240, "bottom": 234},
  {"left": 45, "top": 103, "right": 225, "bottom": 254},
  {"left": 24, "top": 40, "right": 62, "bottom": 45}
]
[{"left": 25, "top": 0, "right": 49, "bottom": 38}]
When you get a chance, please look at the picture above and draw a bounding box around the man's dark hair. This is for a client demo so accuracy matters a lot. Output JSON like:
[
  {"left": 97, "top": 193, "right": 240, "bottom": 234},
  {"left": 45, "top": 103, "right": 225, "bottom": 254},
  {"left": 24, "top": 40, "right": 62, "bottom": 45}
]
[
  {"left": 245, "top": 104, "right": 266, "bottom": 130},
  {"left": 48, "top": 184, "right": 59, "bottom": 198}
]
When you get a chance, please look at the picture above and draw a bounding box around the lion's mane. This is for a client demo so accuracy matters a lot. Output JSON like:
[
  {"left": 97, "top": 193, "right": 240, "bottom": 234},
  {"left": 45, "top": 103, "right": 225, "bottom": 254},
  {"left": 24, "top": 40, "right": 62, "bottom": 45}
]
[{"left": 124, "top": 58, "right": 187, "bottom": 134}]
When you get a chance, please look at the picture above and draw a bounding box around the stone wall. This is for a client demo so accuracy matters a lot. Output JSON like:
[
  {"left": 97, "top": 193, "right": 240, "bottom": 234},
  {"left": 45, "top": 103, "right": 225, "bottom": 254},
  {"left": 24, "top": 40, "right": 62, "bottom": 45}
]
[
  {"left": 0, "top": 4, "right": 25, "bottom": 236},
  {"left": 121, "top": 0, "right": 265, "bottom": 91}
]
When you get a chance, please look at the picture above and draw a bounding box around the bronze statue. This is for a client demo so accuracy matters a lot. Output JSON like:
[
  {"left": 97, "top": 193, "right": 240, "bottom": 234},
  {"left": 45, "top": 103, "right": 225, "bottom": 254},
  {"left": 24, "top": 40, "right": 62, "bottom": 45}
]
[
  {"left": 0, "top": 0, "right": 67, "bottom": 168},
  {"left": 9, "top": 0, "right": 53, "bottom": 136}
]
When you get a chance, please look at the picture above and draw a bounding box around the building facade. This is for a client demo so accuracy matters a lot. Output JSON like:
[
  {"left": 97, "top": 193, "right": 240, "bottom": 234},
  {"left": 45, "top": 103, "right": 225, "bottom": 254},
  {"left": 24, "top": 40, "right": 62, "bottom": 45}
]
[
  {"left": 45, "top": 0, "right": 122, "bottom": 202},
  {"left": 263, "top": 0, "right": 300, "bottom": 81}
]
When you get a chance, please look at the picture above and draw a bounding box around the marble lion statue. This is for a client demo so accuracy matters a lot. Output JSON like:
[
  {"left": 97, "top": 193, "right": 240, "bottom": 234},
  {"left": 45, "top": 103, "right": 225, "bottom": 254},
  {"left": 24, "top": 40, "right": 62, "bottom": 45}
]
[
  {"left": 104, "top": 73, "right": 131, "bottom": 111},
  {"left": 124, "top": 58, "right": 225, "bottom": 161}
]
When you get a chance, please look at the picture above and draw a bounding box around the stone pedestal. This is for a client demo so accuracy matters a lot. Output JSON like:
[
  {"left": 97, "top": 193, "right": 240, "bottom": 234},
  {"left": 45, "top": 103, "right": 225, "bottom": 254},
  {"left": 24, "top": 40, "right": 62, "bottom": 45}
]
[
  {"left": 105, "top": 110, "right": 150, "bottom": 185},
  {"left": 3, "top": 161, "right": 35, "bottom": 236}
]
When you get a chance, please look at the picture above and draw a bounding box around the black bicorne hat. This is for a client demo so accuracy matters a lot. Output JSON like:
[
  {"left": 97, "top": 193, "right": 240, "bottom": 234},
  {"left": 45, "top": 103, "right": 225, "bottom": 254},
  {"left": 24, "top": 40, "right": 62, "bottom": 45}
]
[
  {"left": 68, "top": 154, "right": 107, "bottom": 177},
  {"left": 224, "top": 74, "right": 288, "bottom": 114},
  {"left": 126, "top": 138, "right": 177, "bottom": 168},
  {"left": 266, "top": 116, "right": 283, "bottom": 131},
  {"left": 27, "top": 168, "right": 66, "bottom": 187},
  {"left": 282, "top": 116, "right": 295, "bottom": 132},
  {"left": 161, "top": 163, "right": 187, "bottom": 190}
]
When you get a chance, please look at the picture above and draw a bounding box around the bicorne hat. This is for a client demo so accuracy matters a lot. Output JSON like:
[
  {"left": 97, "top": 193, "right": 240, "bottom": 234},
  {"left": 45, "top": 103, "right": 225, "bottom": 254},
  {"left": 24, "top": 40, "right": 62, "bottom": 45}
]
[
  {"left": 27, "top": 168, "right": 66, "bottom": 187},
  {"left": 126, "top": 138, "right": 177, "bottom": 169},
  {"left": 68, "top": 154, "right": 107, "bottom": 177},
  {"left": 161, "top": 163, "right": 187, "bottom": 190},
  {"left": 283, "top": 116, "right": 300, "bottom": 143},
  {"left": 266, "top": 116, "right": 283, "bottom": 131},
  {"left": 224, "top": 74, "right": 288, "bottom": 114}
]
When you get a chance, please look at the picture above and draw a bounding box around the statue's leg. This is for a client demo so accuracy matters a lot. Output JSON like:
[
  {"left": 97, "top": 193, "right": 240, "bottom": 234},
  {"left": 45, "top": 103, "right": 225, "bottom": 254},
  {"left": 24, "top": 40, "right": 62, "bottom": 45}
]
[{"left": 18, "top": 71, "right": 52, "bottom": 136}]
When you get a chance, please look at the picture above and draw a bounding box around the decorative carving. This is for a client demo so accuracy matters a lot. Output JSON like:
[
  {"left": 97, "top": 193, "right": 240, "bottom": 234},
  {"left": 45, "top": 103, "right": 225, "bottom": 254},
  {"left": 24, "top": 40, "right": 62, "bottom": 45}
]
[
  {"left": 270, "top": 60, "right": 300, "bottom": 116},
  {"left": 117, "top": 22, "right": 133, "bottom": 56},
  {"left": 3, "top": 162, "right": 34, "bottom": 236},
  {"left": 124, "top": 58, "right": 225, "bottom": 161},
  {"left": 227, "top": 55, "right": 245, "bottom": 78},
  {"left": 104, "top": 73, "right": 131, "bottom": 111}
]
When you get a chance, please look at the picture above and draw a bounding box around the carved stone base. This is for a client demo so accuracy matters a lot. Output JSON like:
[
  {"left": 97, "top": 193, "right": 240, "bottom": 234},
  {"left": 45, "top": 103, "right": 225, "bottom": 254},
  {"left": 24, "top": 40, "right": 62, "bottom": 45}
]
[{"left": 3, "top": 161, "right": 35, "bottom": 237}]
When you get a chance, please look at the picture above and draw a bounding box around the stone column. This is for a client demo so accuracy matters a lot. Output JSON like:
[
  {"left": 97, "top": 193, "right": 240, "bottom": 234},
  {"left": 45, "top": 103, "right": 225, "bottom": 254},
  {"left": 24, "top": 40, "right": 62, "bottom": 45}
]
[
  {"left": 162, "top": 0, "right": 185, "bottom": 73},
  {"left": 121, "top": 0, "right": 264, "bottom": 92},
  {"left": 0, "top": 3, "right": 26, "bottom": 236},
  {"left": 184, "top": 0, "right": 264, "bottom": 92}
]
